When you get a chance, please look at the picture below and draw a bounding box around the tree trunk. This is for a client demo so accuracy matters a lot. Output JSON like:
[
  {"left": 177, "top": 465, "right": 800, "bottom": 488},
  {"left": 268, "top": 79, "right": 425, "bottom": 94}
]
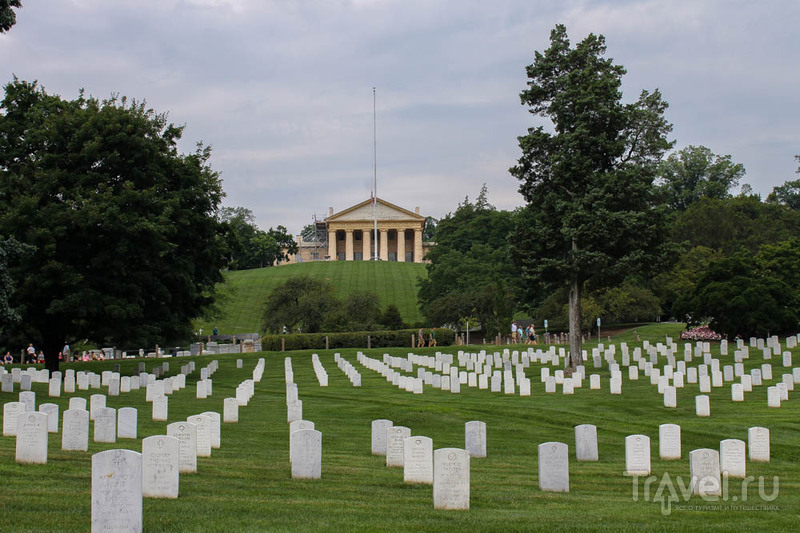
[
  {"left": 42, "top": 336, "right": 61, "bottom": 375},
  {"left": 567, "top": 274, "right": 581, "bottom": 375}
]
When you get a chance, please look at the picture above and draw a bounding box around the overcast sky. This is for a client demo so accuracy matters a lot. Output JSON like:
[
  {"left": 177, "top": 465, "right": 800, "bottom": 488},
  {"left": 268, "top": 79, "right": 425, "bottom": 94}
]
[{"left": 2, "top": 1, "right": 798, "bottom": 234}]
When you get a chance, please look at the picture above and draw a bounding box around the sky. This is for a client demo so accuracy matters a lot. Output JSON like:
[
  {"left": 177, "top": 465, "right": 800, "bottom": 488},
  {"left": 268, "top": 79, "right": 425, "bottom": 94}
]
[{"left": 1, "top": 1, "right": 798, "bottom": 234}]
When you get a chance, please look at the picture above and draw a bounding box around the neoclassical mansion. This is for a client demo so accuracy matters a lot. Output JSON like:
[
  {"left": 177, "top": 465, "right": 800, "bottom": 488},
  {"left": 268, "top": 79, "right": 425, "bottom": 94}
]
[{"left": 287, "top": 198, "right": 433, "bottom": 264}]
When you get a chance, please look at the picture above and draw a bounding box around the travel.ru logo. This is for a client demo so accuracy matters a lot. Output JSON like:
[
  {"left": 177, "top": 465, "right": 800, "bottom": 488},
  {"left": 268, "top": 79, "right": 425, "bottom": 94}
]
[{"left": 626, "top": 472, "right": 779, "bottom": 515}]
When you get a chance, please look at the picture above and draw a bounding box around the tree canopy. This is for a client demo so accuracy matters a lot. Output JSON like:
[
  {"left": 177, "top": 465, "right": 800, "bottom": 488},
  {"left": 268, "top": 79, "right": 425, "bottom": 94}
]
[
  {"left": 0, "top": 0, "right": 21, "bottom": 33},
  {"left": 417, "top": 186, "right": 517, "bottom": 337},
  {"left": 766, "top": 155, "right": 800, "bottom": 210},
  {"left": 686, "top": 242, "right": 800, "bottom": 338},
  {"left": 219, "top": 206, "right": 297, "bottom": 270},
  {"left": 656, "top": 145, "right": 745, "bottom": 211},
  {"left": 509, "top": 25, "right": 673, "bottom": 369},
  {"left": 0, "top": 79, "right": 227, "bottom": 370}
]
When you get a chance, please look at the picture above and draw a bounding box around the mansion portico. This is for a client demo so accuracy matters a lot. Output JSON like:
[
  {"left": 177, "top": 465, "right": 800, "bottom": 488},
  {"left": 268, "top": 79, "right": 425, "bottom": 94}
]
[{"left": 289, "top": 198, "right": 432, "bottom": 263}]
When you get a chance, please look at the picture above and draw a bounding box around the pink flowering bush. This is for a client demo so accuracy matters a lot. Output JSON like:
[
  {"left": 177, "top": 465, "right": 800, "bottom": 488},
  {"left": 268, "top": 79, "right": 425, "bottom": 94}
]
[{"left": 680, "top": 325, "right": 722, "bottom": 341}]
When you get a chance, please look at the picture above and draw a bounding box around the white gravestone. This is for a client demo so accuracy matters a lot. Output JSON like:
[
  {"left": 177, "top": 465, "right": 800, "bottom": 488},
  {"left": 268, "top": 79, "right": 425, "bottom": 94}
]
[
  {"left": 19, "top": 390, "right": 35, "bottom": 412},
  {"left": 465, "top": 421, "right": 487, "bottom": 458},
  {"left": 291, "top": 428, "right": 322, "bottom": 479},
  {"left": 287, "top": 400, "right": 303, "bottom": 423},
  {"left": 690, "top": 448, "right": 721, "bottom": 497},
  {"left": 16, "top": 411, "right": 48, "bottom": 464},
  {"left": 720, "top": 439, "right": 746, "bottom": 479},
  {"left": 3, "top": 401, "right": 25, "bottom": 436},
  {"left": 663, "top": 386, "right": 677, "bottom": 408},
  {"left": 371, "top": 419, "right": 393, "bottom": 455},
  {"left": 386, "top": 426, "right": 411, "bottom": 468},
  {"left": 90, "top": 394, "right": 106, "bottom": 420},
  {"left": 538, "top": 442, "right": 569, "bottom": 492},
  {"left": 625, "top": 435, "right": 651, "bottom": 475},
  {"left": 69, "top": 397, "right": 87, "bottom": 411},
  {"left": 167, "top": 421, "right": 198, "bottom": 473},
  {"left": 201, "top": 411, "right": 221, "bottom": 449},
  {"left": 118, "top": 407, "right": 138, "bottom": 439},
  {"left": 433, "top": 448, "right": 470, "bottom": 510},
  {"left": 404, "top": 436, "right": 433, "bottom": 485},
  {"left": 658, "top": 423, "right": 681, "bottom": 460},
  {"left": 94, "top": 407, "right": 117, "bottom": 443},
  {"left": 187, "top": 414, "right": 212, "bottom": 458},
  {"left": 62, "top": 408, "right": 89, "bottom": 451},
  {"left": 48, "top": 377, "right": 61, "bottom": 397},
  {"left": 142, "top": 435, "right": 180, "bottom": 499},
  {"left": 748, "top": 427, "right": 770, "bottom": 462},
  {"left": 695, "top": 395, "right": 710, "bottom": 417},
  {"left": 39, "top": 403, "right": 59, "bottom": 433},
  {"left": 152, "top": 395, "right": 168, "bottom": 421},
  {"left": 575, "top": 424, "right": 598, "bottom": 461},
  {"left": 91, "top": 449, "right": 142, "bottom": 533},
  {"left": 223, "top": 398, "right": 239, "bottom": 423},
  {"left": 289, "top": 420, "right": 315, "bottom": 463}
]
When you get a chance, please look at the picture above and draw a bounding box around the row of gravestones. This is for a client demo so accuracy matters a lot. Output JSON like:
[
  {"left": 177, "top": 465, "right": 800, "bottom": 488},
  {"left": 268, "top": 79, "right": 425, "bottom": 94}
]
[
  {"left": 2, "top": 359, "right": 222, "bottom": 458},
  {"left": 90, "top": 358, "right": 265, "bottom": 532},
  {"left": 2, "top": 356, "right": 205, "bottom": 444},
  {"left": 284, "top": 358, "right": 318, "bottom": 479},
  {"left": 1, "top": 358, "right": 265, "bottom": 531},
  {"left": 333, "top": 353, "right": 362, "bottom": 386},
  {"left": 332, "top": 339, "right": 797, "bottom": 414}
]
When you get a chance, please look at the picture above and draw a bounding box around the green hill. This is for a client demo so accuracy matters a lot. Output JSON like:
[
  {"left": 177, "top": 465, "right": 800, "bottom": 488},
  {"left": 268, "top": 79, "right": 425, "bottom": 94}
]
[{"left": 195, "top": 261, "right": 428, "bottom": 335}]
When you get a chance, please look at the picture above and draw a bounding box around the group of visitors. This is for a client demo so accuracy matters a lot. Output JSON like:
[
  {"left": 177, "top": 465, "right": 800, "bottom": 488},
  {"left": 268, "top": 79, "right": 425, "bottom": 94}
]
[
  {"left": 417, "top": 328, "right": 437, "bottom": 348},
  {"left": 511, "top": 322, "right": 539, "bottom": 345}
]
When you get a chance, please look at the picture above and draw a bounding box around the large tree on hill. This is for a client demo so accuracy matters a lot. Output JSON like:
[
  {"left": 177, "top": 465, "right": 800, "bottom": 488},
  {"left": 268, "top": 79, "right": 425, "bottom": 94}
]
[
  {"left": 418, "top": 186, "right": 518, "bottom": 337},
  {"left": 0, "top": 79, "right": 227, "bottom": 372},
  {"left": 219, "top": 206, "right": 297, "bottom": 270},
  {"left": 767, "top": 155, "right": 800, "bottom": 210},
  {"left": 510, "top": 25, "right": 673, "bottom": 371},
  {"left": 656, "top": 145, "right": 745, "bottom": 211}
]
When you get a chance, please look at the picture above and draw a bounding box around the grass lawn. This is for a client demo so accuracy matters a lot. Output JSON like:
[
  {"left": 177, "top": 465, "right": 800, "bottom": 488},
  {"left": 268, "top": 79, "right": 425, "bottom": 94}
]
[
  {"left": 1, "top": 324, "right": 798, "bottom": 531},
  {"left": 195, "top": 261, "right": 428, "bottom": 335}
]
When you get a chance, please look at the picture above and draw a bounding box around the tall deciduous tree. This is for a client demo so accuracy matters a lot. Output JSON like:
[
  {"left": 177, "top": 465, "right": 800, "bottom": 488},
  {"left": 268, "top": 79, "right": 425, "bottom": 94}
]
[
  {"left": 0, "top": 79, "right": 227, "bottom": 372},
  {"left": 657, "top": 145, "right": 745, "bottom": 211},
  {"left": 510, "top": 25, "right": 673, "bottom": 371},
  {"left": 766, "top": 155, "right": 800, "bottom": 210},
  {"left": 0, "top": 0, "right": 21, "bottom": 33},
  {"left": 417, "top": 187, "right": 518, "bottom": 337}
]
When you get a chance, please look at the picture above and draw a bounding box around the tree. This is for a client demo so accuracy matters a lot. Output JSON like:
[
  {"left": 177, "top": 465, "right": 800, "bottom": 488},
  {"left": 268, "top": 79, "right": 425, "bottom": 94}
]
[
  {"left": 219, "top": 208, "right": 297, "bottom": 269},
  {"left": 687, "top": 247, "right": 800, "bottom": 338},
  {"left": 0, "top": 79, "right": 227, "bottom": 372},
  {"left": 219, "top": 206, "right": 259, "bottom": 270},
  {"left": 767, "top": 156, "right": 800, "bottom": 210},
  {"left": 0, "top": 0, "right": 21, "bottom": 33},
  {"left": 417, "top": 188, "right": 518, "bottom": 337},
  {"left": 0, "top": 236, "right": 30, "bottom": 339},
  {"left": 261, "top": 275, "right": 336, "bottom": 334},
  {"left": 671, "top": 195, "right": 800, "bottom": 255},
  {"left": 509, "top": 25, "right": 673, "bottom": 371},
  {"left": 657, "top": 145, "right": 745, "bottom": 211},
  {"left": 381, "top": 303, "right": 405, "bottom": 330}
]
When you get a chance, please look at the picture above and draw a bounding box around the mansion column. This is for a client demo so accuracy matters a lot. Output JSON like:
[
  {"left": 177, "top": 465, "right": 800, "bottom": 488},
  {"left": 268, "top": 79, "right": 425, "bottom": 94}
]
[
  {"left": 328, "top": 230, "right": 336, "bottom": 260},
  {"left": 379, "top": 228, "right": 389, "bottom": 261},
  {"left": 414, "top": 228, "right": 423, "bottom": 263},
  {"left": 345, "top": 230, "right": 354, "bottom": 261},
  {"left": 362, "top": 228, "right": 371, "bottom": 260},
  {"left": 397, "top": 228, "right": 406, "bottom": 262}
]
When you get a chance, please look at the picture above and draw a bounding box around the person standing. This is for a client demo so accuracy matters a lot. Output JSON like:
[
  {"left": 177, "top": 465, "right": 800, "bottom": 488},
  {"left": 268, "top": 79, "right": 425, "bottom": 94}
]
[
  {"left": 418, "top": 328, "right": 425, "bottom": 348},
  {"left": 26, "top": 343, "right": 35, "bottom": 364},
  {"left": 428, "top": 328, "right": 437, "bottom": 347}
]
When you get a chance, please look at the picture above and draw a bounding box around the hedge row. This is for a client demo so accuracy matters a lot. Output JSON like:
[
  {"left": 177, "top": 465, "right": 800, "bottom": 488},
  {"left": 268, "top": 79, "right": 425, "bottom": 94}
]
[{"left": 260, "top": 328, "right": 456, "bottom": 351}]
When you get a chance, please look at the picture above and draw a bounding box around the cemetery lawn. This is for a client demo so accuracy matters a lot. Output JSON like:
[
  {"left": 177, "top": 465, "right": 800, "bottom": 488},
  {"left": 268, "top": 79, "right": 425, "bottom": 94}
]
[
  {"left": 194, "top": 260, "right": 427, "bottom": 334},
  {"left": 1, "top": 328, "right": 798, "bottom": 531}
]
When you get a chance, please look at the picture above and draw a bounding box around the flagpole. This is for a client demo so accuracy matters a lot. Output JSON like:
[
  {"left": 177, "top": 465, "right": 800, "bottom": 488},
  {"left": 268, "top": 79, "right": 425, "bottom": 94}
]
[{"left": 372, "top": 87, "right": 378, "bottom": 260}]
